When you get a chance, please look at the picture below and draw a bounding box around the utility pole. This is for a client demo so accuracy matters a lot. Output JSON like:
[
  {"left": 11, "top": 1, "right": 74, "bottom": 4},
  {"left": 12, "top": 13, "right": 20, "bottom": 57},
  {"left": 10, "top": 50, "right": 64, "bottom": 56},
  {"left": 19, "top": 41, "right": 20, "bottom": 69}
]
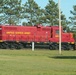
[{"left": 58, "top": 0, "right": 62, "bottom": 54}]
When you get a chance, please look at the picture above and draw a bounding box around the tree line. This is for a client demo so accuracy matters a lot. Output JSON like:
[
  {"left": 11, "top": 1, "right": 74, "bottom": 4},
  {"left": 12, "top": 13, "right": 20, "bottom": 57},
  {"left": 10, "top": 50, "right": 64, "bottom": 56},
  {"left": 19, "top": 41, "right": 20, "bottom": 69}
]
[{"left": 0, "top": 0, "right": 76, "bottom": 32}]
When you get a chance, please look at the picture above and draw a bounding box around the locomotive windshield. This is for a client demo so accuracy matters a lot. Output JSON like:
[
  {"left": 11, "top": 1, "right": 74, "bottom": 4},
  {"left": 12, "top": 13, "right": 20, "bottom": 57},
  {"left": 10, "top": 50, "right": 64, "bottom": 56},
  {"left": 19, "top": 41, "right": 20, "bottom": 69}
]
[{"left": 56, "top": 30, "right": 59, "bottom": 34}]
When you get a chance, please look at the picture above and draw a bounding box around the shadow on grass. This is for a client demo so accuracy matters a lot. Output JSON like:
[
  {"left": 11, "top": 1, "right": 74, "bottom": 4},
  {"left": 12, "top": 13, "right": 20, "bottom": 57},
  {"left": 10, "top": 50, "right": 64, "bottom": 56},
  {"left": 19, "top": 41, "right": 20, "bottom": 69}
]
[{"left": 50, "top": 56, "right": 76, "bottom": 59}]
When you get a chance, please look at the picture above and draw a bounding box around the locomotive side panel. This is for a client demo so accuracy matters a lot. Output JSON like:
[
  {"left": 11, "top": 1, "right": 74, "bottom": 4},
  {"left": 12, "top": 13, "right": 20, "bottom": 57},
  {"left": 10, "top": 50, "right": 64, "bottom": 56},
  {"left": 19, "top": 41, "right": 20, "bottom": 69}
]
[
  {"left": 2, "top": 26, "right": 17, "bottom": 41},
  {"left": 0, "top": 26, "right": 2, "bottom": 42},
  {"left": 0, "top": 25, "right": 75, "bottom": 50}
]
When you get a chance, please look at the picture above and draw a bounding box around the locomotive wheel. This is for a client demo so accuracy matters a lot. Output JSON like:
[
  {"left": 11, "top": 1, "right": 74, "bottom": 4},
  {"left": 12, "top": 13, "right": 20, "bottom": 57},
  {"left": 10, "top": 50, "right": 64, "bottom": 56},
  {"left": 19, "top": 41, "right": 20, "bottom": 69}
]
[
  {"left": 49, "top": 46, "right": 53, "bottom": 50},
  {"left": 0, "top": 42, "right": 9, "bottom": 49},
  {"left": 10, "top": 44, "right": 15, "bottom": 49},
  {"left": 15, "top": 43, "right": 23, "bottom": 49},
  {"left": 49, "top": 43, "right": 59, "bottom": 50},
  {"left": 68, "top": 45, "right": 74, "bottom": 50},
  {"left": 0, "top": 43, "right": 4, "bottom": 49},
  {"left": 8, "top": 42, "right": 16, "bottom": 49},
  {"left": 19, "top": 43, "right": 24, "bottom": 49},
  {"left": 54, "top": 44, "right": 59, "bottom": 50}
]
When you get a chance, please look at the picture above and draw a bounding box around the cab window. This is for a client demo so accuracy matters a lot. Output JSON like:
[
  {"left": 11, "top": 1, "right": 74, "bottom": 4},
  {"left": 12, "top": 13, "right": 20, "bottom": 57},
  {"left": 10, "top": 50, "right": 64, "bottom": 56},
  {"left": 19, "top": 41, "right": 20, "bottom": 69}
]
[{"left": 56, "top": 30, "right": 59, "bottom": 34}]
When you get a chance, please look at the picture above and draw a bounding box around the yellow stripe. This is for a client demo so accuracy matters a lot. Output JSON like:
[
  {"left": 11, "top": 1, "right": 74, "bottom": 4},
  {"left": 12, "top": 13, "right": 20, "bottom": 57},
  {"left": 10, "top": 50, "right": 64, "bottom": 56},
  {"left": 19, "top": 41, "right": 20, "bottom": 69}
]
[
  {"left": 27, "top": 42, "right": 30, "bottom": 43},
  {"left": 16, "top": 41, "right": 19, "bottom": 42},
  {"left": 0, "top": 40, "right": 3, "bottom": 42},
  {"left": 71, "top": 42, "right": 74, "bottom": 44},
  {"left": 44, "top": 42, "right": 47, "bottom": 43}
]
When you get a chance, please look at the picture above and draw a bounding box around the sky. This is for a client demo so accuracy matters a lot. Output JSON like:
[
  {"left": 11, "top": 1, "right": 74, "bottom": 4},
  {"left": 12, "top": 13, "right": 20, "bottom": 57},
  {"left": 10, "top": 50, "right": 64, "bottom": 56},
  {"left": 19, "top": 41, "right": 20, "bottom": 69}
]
[{"left": 22, "top": 0, "right": 76, "bottom": 20}]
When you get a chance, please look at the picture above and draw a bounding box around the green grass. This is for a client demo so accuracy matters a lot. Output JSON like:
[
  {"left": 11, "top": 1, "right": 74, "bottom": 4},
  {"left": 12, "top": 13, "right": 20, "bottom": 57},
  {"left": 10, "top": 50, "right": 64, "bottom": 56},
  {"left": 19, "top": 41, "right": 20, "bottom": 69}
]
[{"left": 0, "top": 49, "right": 76, "bottom": 75}]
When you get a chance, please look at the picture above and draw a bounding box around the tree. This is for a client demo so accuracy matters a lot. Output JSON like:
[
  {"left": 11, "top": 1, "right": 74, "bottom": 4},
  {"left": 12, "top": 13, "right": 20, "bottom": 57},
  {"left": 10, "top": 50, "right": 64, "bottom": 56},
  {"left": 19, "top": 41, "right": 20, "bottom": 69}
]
[
  {"left": 1, "top": 0, "right": 23, "bottom": 25},
  {"left": 44, "top": 0, "right": 67, "bottom": 27},
  {"left": 22, "top": 0, "right": 43, "bottom": 26},
  {"left": 69, "top": 5, "right": 76, "bottom": 30},
  {"left": 69, "top": 5, "right": 76, "bottom": 38},
  {"left": 0, "top": 0, "right": 5, "bottom": 24}
]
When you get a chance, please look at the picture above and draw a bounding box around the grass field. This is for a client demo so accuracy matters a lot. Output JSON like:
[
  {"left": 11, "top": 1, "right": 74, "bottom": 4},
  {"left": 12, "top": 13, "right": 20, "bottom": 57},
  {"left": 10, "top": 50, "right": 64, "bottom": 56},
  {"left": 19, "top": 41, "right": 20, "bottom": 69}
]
[{"left": 0, "top": 49, "right": 76, "bottom": 75}]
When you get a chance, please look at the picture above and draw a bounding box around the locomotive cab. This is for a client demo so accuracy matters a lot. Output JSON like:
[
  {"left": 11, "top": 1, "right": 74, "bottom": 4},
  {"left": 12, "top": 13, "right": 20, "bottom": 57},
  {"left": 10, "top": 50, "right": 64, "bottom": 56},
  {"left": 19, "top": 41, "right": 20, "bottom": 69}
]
[
  {"left": 49, "top": 26, "right": 75, "bottom": 50},
  {"left": 50, "top": 26, "right": 61, "bottom": 41}
]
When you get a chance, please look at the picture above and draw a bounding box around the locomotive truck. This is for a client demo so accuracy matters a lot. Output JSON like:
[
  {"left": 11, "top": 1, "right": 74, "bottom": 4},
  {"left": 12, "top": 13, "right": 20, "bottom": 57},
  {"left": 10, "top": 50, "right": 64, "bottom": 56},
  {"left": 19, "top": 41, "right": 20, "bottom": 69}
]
[{"left": 0, "top": 24, "right": 75, "bottom": 50}]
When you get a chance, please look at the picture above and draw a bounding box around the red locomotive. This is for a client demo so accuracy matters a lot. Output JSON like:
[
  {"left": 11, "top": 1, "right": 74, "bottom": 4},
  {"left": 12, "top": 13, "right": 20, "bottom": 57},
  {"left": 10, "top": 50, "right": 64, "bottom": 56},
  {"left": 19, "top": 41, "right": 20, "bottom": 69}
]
[{"left": 0, "top": 24, "right": 75, "bottom": 50}]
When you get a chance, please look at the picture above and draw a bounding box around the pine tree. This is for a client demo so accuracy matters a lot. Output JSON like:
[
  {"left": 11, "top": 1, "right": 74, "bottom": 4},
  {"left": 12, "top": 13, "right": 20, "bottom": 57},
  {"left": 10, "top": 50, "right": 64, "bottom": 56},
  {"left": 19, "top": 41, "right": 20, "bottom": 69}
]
[
  {"left": 1, "top": 0, "right": 22, "bottom": 25},
  {"left": 22, "top": 0, "right": 43, "bottom": 26},
  {"left": 0, "top": 0, "right": 4, "bottom": 24},
  {"left": 69, "top": 5, "right": 76, "bottom": 44},
  {"left": 44, "top": 0, "right": 67, "bottom": 27},
  {"left": 69, "top": 5, "right": 76, "bottom": 31}
]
